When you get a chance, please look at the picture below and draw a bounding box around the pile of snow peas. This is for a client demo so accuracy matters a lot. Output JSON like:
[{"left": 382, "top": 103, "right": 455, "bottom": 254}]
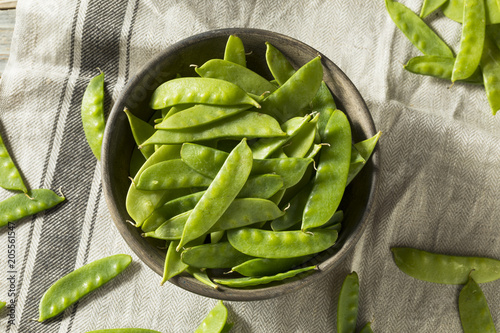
[
  {"left": 385, "top": 0, "right": 500, "bottom": 115},
  {"left": 124, "top": 35, "right": 380, "bottom": 289}
]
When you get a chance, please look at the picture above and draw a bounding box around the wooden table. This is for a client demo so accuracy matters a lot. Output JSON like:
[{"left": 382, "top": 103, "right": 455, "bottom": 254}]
[{"left": 0, "top": 1, "right": 16, "bottom": 76}]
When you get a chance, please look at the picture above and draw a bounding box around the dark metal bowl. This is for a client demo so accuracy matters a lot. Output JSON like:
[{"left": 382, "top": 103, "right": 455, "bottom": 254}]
[{"left": 102, "top": 28, "right": 379, "bottom": 301}]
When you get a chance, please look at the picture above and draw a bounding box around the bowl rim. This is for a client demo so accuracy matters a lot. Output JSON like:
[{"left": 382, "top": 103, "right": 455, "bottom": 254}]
[{"left": 102, "top": 27, "right": 379, "bottom": 301}]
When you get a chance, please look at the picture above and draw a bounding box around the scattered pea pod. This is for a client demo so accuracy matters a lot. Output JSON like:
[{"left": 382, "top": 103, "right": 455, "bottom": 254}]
[
  {"left": 194, "top": 300, "right": 229, "bottom": 333},
  {"left": 480, "top": 33, "right": 500, "bottom": 115},
  {"left": 404, "top": 56, "right": 483, "bottom": 84},
  {"left": 0, "top": 130, "right": 27, "bottom": 193},
  {"left": 337, "top": 272, "right": 360, "bottom": 333},
  {"left": 459, "top": 275, "right": 497, "bottom": 333},
  {"left": 441, "top": 0, "right": 500, "bottom": 25},
  {"left": 81, "top": 71, "right": 106, "bottom": 161}
]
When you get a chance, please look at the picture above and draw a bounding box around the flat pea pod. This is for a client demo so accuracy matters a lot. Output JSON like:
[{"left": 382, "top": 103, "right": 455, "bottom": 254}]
[
  {"left": 195, "top": 59, "right": 277, "bottom": 95},
  {"left": 38, "top": 254, "right": 132, "bottom": 321},
  {"left": 359, "top": 323, "right": 374, "bottom": 333},
  {"left": 0, "top": 189, "right": 65, "bottom": 227},
  {"left": 451, "top": 0, "right": 486, "bottom": 82},
  {"left": 237, "top": 174, "right": 283, "bottom": 199},
  {"left": 213, "top": 265, "right": 317, "bottom": 287},
  {"left": 81, "top": 71, "right": 106, "bottom": 160},
  {"left": 305, "top": 144, "right": 322, "bottom": 159},
  {"left": 271, "top": 182, "right": 313, "bottom": 231},
  {"left": 347, "top": 131, "right": 381, "bottom": 186},
  {"left": 265, "top": 42, "right": 296, "bottom": 86},
  {"left": 459, "top": 275, "right": 497, "bottom": 333},
  {"left": 142, "top": 111, "right": 285, "bottom": 146},
  {"left": 302, "top": 110, "right": 351, "bottom": 231},
  {"left": 283, "top": 113, "right": 318, "bottom": 158},
  {"left": 150, "top": 77, "right": 260, "bottom": 109},
  {"left": 259, "top": 57, "right": 323, "bottom": 123},
  {"left": 181, "top": 241, "right": 253, "bottom": 269},
  {"left": 0, "top": 131, "right": 27, "bottom": 193},
  {"left": 123, "top": 108, "right": 156, "bottom": 158},
  {"left": 194, "top": 300, "right": 228, "bottom": 333},
  {"left": 385, "top": 0, "right": 454, "bottom": 58},
  {"left": 177, "top": 139, "right": 252, "bottom": 250},
  {"left": 420, "top": 0, "right": 447, "bottom": 18},
  {"left": 231, "top": 256, "right": 311, "bottom": 277},
  {"left": 442, "top": 0, "right": 500, "bottom": 24},
  {"left": 337, "top": 272, "right": 359, "bottom": 333},
  {"left": 480, "top": 33, "right": 500, "bottom": 115},
  {"left": 391, "top": 247, "right": 500, "bottom": 284},
  {"left": 227, "top": 228, "right": 338, "bottom": 258},
  {"left": 252, "top": 157, "right": 313, "bottom": 188},
  {"left": 162, "top": 237, "right": 204, "bottom": 285},
  {"left": 310, "top": 81, "right": 336, "bottom": 138},
  {"left": 404, "top": 56, "right": 484, "bottom": 84},
  {"left": 224, "top": 35, "right": 246, "bottom": 67},
  {"left": 155, "top": 104, "right": 251, "bottom": 130},
  {"left": 135, "top": 159, "right": 212, "bottom": 191},
  {"left": 186, "top": 267, "right": 218, "bottom": 289},
  {"left": 86, "top": 329, "right": 162, "bottom": 333}
]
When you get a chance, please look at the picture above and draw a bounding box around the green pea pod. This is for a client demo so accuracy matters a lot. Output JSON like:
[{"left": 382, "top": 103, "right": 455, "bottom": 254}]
[
  {"left": 38, "top": 254, "right": 132, "bottom": 321},
  {"left": 143, "top": 111, "right": 285, "bottom": 146},
  {"left": 181, "top": 241, "right": 254, "bottom": 269},
  {"left": 420, "top": 0, "right": 447, "bottom": 18},
  {"left": 404, "top": 56, "right": 484, "bottom": 84},
  {"left": 224, "top": 35, "right": 246, "bottom": 67},
  {"left": 162, "top": 238, "right": 204, "bottom": 285},
  {"left": 150, "top": 77, "right": 260, "bottom": 109},
  {"left": 310, "top": 81, "right": 337, "bottom": 139},
  {"left": 227, "top": 228, "right": 338, "bottom": 258},
  {"left": 452, "top": 0, "right": 486, "bottom": 82},
  {"left": 214, "top": 265, "right": 317, "bottom": 288},
  {"left": 81, "top": 71, "right": 106, "bottom": 161},
  {"left": 392, "top": 247, "right": 500, "bottom": 284},
  {"left": 85, "top": 330, "right": 162, "bottom": 333},
  {"left": 0, "top": 131, "right": 28, "bottom": 193},
  {"left": 305, "top": 144, "right": 322, "bottom": 159},
  {"left": 186, "top": 267, "right": 218, "bottom": 289},
  {"left": 196, "top": 59, "right": 277, "bottom": 95},
  {"left": 252, "top": 157, "right": 313, "bottom": 188},
  {"left": 265, "top": 42, "right": 296, "bottom": 85},
  {"left": 0, "top": 189, "right": 65, "bottom": 227},
  {"left": 211, "top": 231, "right": 225, "bottom": 244},
  {"left": 237, "top": 174, "right": 284, "bottom": 199},
  {"left": 220, "top": 322, "right": 234, "bottom": 333},
  {"left": 194, "top": 300, "right": 228, "bottom": 333},
  {"left": 283, "top": 114, "right": 318, "bottom": 158},
  {"left": 347, "top": 131, "right": 381, "bottom": 186},
  {"left": 442, "top": 0, "right": 500, "bottom": 24},
  {"left": 459, "top": 275, "right": 497, "bottom": 333},
  {"left": 385, "top": 0, "right": 454, "bottom": 58},
  {"left": 359, "top": 322, "right": 375, "bottom": 333},
  {"left": 271, "top": 182, "right": 313, "bottom": 231},
  {"left": 177, "top": 139, "right": 253, "bottom": 250},
  {"left": 337, "top": 272, "right": 360, "bottom": 333},
  {"left": 231, "top": 256, "right": 312, "bottom": 277},
  {"left": 156, "top": 104, "right": 251, "bottom": 130},
  {"left": 260, "top": 57, "right": 323, "bottom": 123},
  {"left": 480, "top": 33, "right": 500, "bottom": 115},
  {"left": 123, "top": 108, "right": 156, "bottom": 159},
  {"left": 302, "top": 110, "right": 351, "bottom": 231}
]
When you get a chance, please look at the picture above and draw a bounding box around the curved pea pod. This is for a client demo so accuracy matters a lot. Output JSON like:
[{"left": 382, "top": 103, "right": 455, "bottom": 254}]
[
  {"left": 420, "top": 0, "right": 447, "bottom": 18},
  {"left": 231, "top": 256, "right": 312, "bottom": 277},
  {"left": 224, "top": 35, "right": 246, "bottom": 67},
  {"left": 38, "top": 254, "right": 132, "bottom": 321},
  {"left": 259, "top": 57, "right": 323, "bottom": 123},
  {"left": 227, "top": 228, "right": 338, "bottom": 258},
  {"left": 0, "top": 189, "right": 65, "bottom": 227},
  {"left": 391, "top": 247, "right": 500, "bottom": 284},
  {"left": 337, "top": 272, "right": 360, "bottom": 333},
  {"left": 452, "top": 0, "right": 486, "bottom": 82},
  {"left": 135, "top": 159, "right": 212, "bottom": 191},
  {"left": 404, "top": 56, "right": 484, "bottom": 84},
  {"left": 163, "top": 104, "right": 193, "bottom": 119},
  {"left": 271, "top": 183, "right": 313, "bottom": 231},
  {"left": 142, "top": 111, "right": 285, "bottom": 146},
  {"left": 347, "top": 131, "right": 381, "bottom": 186},
  {"left": 302, "top": 110, "right": 351, "bottom": 231},
  {"left": 156, "top": 104, "right": 251, "bottom": 130},
  {"left": 480, "top": 34, "right": 500, "bottom": 115},
  {"left": 283, "top": 113, "right": 318, "bottom": 158},
  {"left": 150, "top": 77, "right": 260, "bottom": 109},
  {"left": 385, "top": 0, "right": 454, "bottom": 58},
  {"left": 237, "top": 174, "right": 283, "bottom": 199},
  {"left": 305, "top": 144, "right": 322, "bottom": 159},
  {"left": 252, "top": 157, "right": 313, "bottom": 188},
  {"left": 0, "top": 132, "right": 27, "bottom": 193},
  {"left": 123, "top": 108, "right": 155, "bottom": 158},
  {"left": 211, "top": 231, "right": 225, "bottom": 244},
  {"left": 310, "top": 81, "right": 336, "bottom": 138},
  {"left": 359, "top": 322, "right": 375, "bottom": 333},
  {"left": 81, "top": 71, "right": 106, "bottom": 161},
  {"left": 265, "top": 42, "right": 296, "bottom": 86},
  {"left": 161, "top": 237, "right": 204, "bottom": 285},
  {"left": 196, "top": 59, "right": 277, "bottom": 95},
  {"left": 177, "top": 139, "right": 253, "bottom": 250},
  {"left": 214, "top": 265, "right": 317, "bottom": 288},
  {"left": 442, "top": 0, "right": 500, "bottom": 25},
  {"left": 181, "top": 242, "right": 253, "bottom": 269},
  {"left": 459, "top": 275, "right": 497, "bottom": 333},
  {"left": 194, "top": 300, "right": 228, "bottom": 333},
  {"left": 85, "top": 330, "right": 162, "bottom": 333},
  {"left": 187, "top": 267, "right": 218, "bottom": 289}
]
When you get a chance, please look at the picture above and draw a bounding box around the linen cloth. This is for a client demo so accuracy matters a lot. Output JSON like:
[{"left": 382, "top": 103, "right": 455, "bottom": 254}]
[{"left": 1, "top": 0, "right": 500, "bottom": 332}]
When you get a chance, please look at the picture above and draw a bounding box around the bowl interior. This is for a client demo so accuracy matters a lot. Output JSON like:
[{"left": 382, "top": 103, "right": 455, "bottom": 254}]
[{"left": 102, "top": 28, "right": 378, "bottom": 301}]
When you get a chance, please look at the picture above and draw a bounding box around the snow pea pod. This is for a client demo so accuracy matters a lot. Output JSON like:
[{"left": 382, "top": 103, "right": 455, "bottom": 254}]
[
  {"left": 181, "top": 241, "right": 253, "bottom": 269},
  {"left": 459, "top": 275, "right": 496, "bottom": 333},
  {"left": 452, "top": 0, "right": 486, "bottom": 82},
  {"left": 0, "top": 189, "right": 65, "bottom": 227},
  {"left": 231, "top": 256, "right": 311, "bottom": 277},
  {"left": 142, "top": 111, "right": 285, "bottom": 146},
  {"left": 227, "top": 228, "right": 338, "bottom": 258},
  {"left": 265, "top": 42, "right": 296, "bottom": 85},
  {"left": 81, "top": 71, "right": 106, "bottom": 161},
  {"left": 391, "top": 247, "right": 500, "bottom": 284},
  {"left": 404, "top": 56, "right": 484, "bottom": 84},
  {"left": 0, "top": 131, "right": 27, "bottom": 193},
  {"left": 237, "top": 174, "right": 283, "bottom": 199},
  {"left": 347, "top": 131, "right": 381, "bottom": 186},
  {"left": 150, "top": 77, "right": 260, "bottom": 109},
  {"left": 86, "top": 330, "right": 162, "bottom": 333},
  {"left": 123, "top": 108, "right": 156, "bottom": 159},
  {"left": 38, "top": 254, "right": 132, "bottom": 321},
  {"left": 187, "top": 267, "right": 218, "bottom": 289},
  {"left": 156, "top": 104, "right": 251, "bottom": 130},
  {"left": 480, "top": 33, "right": 500, "bottom": 115},
  {"left": 196, "top": 59, "right": 277, "bottom": 95},
  {"left": 420, "top": 0, "right": 447, "bottom": 18},
  {"left": 442, "top": 0, "right": 500, "bottom": 24},
  {"left": 337, "top": 272, "right": 359, "bottom": 333},
  {"left": 161, "top": 237, "right": 204, "bottom": 285},
  {"left": 359, "top": 323, "right": 374, "bottom": 333},
  {"left": 310, "top": 81, "right": 336, "bottom": 138},
  {"left": 302, "top": 110, "right": 351, "bottom": 231},
  {"left": 177, "top": 139, "right": 252, "bottom": 250},
  {"left": 271, "top": 183, "right": 313, "bottom": 231},
  {"left": 283, "top": 114, "right": 318, "bottom": 158},
  {"left": 385, "top": 0, "right": 454, "bottom": 57},
  {"left": 213, "top": 265, "right": 317, "bottom": 287},
  {"left": 224, "top": 35, "right": 246, "bottom": 67},
  {"left": 194, "top": 300, "right": 228, "bottom": 333},
  {"left": 252, "top": 157, "right": 313, "bottom": 188}
]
